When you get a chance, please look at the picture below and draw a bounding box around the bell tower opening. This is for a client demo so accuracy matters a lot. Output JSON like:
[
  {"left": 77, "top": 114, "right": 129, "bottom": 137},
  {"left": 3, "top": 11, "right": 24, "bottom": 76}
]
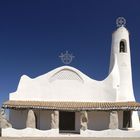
[{"left": 119, "top": 40, "right": 127, "bottom": 53}]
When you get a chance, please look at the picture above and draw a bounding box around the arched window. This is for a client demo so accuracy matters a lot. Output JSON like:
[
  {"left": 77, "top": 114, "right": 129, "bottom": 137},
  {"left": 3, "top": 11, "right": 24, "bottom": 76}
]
[{"left": 119, "top": 40, "right": 127, "bottom": 53}]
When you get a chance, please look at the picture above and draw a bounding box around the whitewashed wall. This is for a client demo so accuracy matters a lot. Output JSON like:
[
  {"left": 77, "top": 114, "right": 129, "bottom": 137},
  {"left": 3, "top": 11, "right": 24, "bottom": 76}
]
[
  {"left": 88, "top": 111, "right": 110, "bottom": 130},
  {"left": 75, "top": 112, "right": 80, "bottom": 132},
  {"left": 10, "top": 110, "right": 28, "bottom": 129},
  {"left": 10, "top": 66, "right": 117, "bottom": 102},
  {"left": 35, "top": 110, "right": 52, "bottom": 130}
]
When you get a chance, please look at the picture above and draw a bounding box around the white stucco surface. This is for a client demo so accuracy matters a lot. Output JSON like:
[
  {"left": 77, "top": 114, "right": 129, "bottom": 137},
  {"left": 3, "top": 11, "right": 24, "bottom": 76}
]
[
  {"left": 88, "top": 112, "right": 110, "bottom": 130},
  {"left": 2, "top": 128, "right": 140, "bottom": 137},
  {"left": 37, "top": 110, "right": 52, "bottom": 130},
  {"left": 109, "top": 27, "right": 135, "bottom": 101},
  {"left": 9, "top": 110, "right": 28, "bottom": 129},
  {"left": 10, "top": 66, "right": 118, "bottom": 102}
]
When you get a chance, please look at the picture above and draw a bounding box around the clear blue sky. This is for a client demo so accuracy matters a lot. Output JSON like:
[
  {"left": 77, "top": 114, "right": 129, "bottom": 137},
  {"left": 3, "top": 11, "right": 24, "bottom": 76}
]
[{"left": 0, "top": 0, "right": 140, "bottom": 105}]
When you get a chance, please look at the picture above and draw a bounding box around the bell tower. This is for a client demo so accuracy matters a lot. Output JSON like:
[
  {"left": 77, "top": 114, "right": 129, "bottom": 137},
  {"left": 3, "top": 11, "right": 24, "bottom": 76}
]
[{"left": 109, "top": 17, "right": 135, "bottom": 101}]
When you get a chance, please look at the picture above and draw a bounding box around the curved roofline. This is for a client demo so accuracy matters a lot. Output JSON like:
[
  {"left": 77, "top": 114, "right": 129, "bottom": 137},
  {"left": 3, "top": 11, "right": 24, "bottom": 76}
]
[
  {"left": 38, "top": 65, "right": 116, "bottom": 83},
  {"left": 19, "top": 63, "right": 117, "bottom": 83}
]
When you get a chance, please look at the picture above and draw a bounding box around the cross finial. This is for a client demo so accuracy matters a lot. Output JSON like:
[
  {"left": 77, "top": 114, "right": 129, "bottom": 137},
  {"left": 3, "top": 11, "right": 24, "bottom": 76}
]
[
  {"left": 116, "top": 17, "right": 126, "bottom": 27},
  {"left": 59, "top": 51, "right": 75, "bottom": 65}
]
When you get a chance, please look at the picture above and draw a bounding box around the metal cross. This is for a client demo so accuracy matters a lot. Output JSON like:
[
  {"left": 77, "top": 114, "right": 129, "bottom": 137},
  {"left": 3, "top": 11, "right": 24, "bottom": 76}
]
[
  {"left": 116, "top": 17, "right": 126, "bottom": 27},
  {"left": 59, "top": 51, "right": 75, "bottom": 65}
]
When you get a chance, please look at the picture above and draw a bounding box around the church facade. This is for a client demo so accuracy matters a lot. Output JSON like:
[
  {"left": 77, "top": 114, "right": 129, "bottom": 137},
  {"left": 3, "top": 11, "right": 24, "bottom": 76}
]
[{"left": 1, "top": 20, "right": 140, "bottom": 137}]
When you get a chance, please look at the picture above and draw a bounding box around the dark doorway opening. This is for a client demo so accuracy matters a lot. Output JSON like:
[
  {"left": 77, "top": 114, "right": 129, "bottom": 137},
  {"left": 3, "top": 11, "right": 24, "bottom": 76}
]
[
  {"left": 123, "top": 111, "right": 132, "bottom": 128},
  {"left": 59, "top": 111, "right": 75, "bottom": 132}
]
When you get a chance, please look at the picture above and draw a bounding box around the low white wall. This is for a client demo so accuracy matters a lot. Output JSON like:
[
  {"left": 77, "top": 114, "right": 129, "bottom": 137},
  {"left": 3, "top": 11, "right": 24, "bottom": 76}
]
[
  {"left": 2, "top": 128, "right": 59, "bottom": 137},
  {"left": 81, "top": 129, "right": 140, "bottom": 137},
  {"left": 2, "top": 128, "right": 140, "bottom": 137}
]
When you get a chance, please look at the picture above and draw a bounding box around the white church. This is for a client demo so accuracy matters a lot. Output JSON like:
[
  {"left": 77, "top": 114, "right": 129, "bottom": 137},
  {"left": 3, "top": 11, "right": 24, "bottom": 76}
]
[{"left": 1, "top": 18, "right": 140, "bottom": 137}]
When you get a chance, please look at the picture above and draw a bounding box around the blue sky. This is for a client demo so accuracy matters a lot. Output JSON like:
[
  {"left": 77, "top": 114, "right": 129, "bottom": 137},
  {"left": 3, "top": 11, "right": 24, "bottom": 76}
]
[{"left": 0, "top": 0, "right": 140, "bottom": 105}]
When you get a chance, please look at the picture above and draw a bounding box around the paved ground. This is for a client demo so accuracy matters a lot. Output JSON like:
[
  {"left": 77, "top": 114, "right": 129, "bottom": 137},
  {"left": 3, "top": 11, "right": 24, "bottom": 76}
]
[{"left": 0, "top": 138, "right": 140, "bottom": 140}]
